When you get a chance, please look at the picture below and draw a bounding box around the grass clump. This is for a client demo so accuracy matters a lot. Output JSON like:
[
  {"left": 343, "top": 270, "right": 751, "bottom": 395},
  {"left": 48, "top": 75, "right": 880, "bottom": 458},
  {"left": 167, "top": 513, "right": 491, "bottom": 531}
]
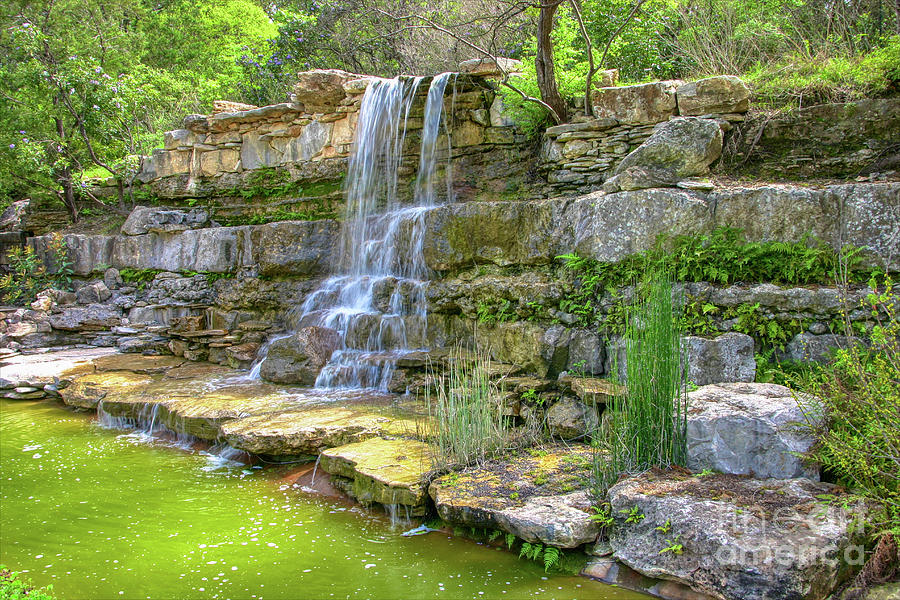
[
  {"left": 0, "top": 567, "right": 55, "bottom": 600},
  {"left": 425, "top": 344, "right": 506, "bottom": 469},
  {"left": 746, "top": 36, "right": 900, "bottom": 109},
  {"left": 594, "top": 271, "right": 688, "bottom": 495}
]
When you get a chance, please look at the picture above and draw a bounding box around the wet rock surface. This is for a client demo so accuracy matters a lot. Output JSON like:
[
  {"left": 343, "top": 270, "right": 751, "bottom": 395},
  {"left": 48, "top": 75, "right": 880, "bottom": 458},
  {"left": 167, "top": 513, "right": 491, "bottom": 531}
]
[
  {"left": 258, "top": 326, "right": 342, "bottom": 384},
  {"left": 319, "top": 437, "right": 433, "bottom": 515}
]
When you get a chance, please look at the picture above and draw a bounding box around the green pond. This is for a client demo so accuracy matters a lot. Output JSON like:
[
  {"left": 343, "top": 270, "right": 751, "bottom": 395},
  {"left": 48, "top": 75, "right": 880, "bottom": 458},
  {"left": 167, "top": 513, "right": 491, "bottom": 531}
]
[{"left": 0, "top": 399, "right": 644, "bottom": 599}]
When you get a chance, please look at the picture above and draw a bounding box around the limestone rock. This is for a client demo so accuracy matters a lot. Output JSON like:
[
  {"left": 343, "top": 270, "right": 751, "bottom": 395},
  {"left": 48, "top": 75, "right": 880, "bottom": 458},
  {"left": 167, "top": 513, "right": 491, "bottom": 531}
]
[
  {"left": 0, "top": 199, "right": 28, "bottom": 231},
  {"left": 608, "top": 471, "right": 866, "bottom": 600},
  {"left": 686, "top": 382, "right": 820, "bottom": 479},
  {"left": 212, "top": 100, "right": 257, "bottom": 114},
  {"left": 75, "top": 281, "right": 112, "bottom": 305},
  {"left": 250, "top": 220, "right": 339, "bottom": 277},
  {"left": 221, "top": 407, "right": 417, "bottom": 456},
  {"left": 784, "top": 333, "right": 866, "bottom": 363},
  {"left": 293, "top": 69, "right": 357, "bottom": 110},
  {"left": 676, "top": 76, "right": 751, "bottom": 116},
  {"left": 319, "top": 438, "right": 432, "bottom": 515},
  {"left": 591, "top": 81, "right": 681, "bottom": 124},
  {"left": 60, "top": 371, "right": 153, "bottom": 409},
  {"left": 547, "top": 397, "right": 597, "bottom": 440},
  {"left": 199, "top": 148, "right": 241, "bottom": 176},
  {"left": 258, "top": 327, "right": 342, "bottom": 385},
  {"left": 458, "top": 57, "right": 523, "bottom": 77},
  {"left": 225, "top": 342, "right": 259, "bottom": 369},
  {"left": 92, "top": 353, "right": 185, "bottom": 374},
  {"left": 103, "top": 267, "right": 123, "bottom": 291},
  {"left": 49, "top": 304, "right": 122, "bottom": 332},
  {"left": 605, "top": 118, "right": 723, "bottom": 191},
  {"left": 162, "top": 129, "right": 198, "bottom": 150},
  {"left": 429, "top": 445, "right": 597, "bottom": 547},
  {"left": 112, "top": 226, "right": 247, "bottom": 274},
  {"left": 683, "top": 332, "right": 756, "bottom": 386}
]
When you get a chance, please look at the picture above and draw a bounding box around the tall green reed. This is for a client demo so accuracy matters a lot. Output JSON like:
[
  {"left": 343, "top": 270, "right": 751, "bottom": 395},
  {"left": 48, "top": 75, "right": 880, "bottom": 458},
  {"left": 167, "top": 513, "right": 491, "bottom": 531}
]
[
  {"left": 593, "top": 272, "right": 688, "bottom": 495},
  {"left": 425, "top": 344, "right": 506, "bottom": 470}
]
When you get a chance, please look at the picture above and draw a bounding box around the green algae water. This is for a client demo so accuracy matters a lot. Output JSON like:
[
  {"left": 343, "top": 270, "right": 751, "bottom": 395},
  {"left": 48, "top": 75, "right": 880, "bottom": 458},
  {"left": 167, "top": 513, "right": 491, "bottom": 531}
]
[{"left": 0, "top": 399, "right": 643, "bottom": 599}]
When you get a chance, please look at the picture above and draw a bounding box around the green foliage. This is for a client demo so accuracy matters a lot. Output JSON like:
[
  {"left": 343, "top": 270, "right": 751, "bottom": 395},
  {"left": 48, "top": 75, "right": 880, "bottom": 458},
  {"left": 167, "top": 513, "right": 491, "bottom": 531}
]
[
  {"left": 658, "top": 534, "right": 683, "bottom": 555},
  {"left": 796, "top": 274, "right": 900, "bottom": 535},
  {"left": 655, "top": 518, "right": 672, "bottom": 534},
  {"left": 621, "top": 505, "right": 646, "bottom": 524},
  {"left": 559, "top": 228, "right": 871, "bottom": 329},
  {"left": 505, "top": 533, "right": 516, "bottom": 549},
  {"left": 747, "top": 36, "right": 900, "bottom": 108},
  {"left": 0, "top": 235, "right": 72, "bottom": 305},
  {"left": 476, "top": 299, "right": 516, "bottom": 324},
  {"left": 595, "top": 272, "right": 688, "bottom": 496},
  {"left": 0, "top": 567, "right": 55, "bottom": 600},
  {"left": 118, "top": 268, "right": 161, "bottom": 291},
  {"left": 517, "top": 542, "right": 561, "bottom": 572},
  {"left": 724, "top": 303, "right": 807, "bottom": 349},
  {"left": 426, "top": 345, "right": 506, "bottom": 469},
  {"left": 589, "top": 503, "right": 615, "bottom": 528}
]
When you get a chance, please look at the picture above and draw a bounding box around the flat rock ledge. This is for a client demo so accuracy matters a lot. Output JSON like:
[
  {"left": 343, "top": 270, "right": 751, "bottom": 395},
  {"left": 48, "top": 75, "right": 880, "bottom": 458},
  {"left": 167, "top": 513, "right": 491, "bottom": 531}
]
[
  {"left": 319, "top": 438, "right": 433, "bottom": 516},
  {"left": 429, "top": 445, "right": 599, "bottom": 548},
  {"left": 607, "top": 470, "right": 867, "bottom": 600}
]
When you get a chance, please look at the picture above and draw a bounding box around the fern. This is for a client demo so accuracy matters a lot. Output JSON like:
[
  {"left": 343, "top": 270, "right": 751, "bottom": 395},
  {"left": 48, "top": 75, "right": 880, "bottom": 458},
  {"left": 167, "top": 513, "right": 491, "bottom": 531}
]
[
  {"left": 519, "top": 541, "right": 533, "bottom": 559},
  {"left": 505, "top": 533, "right": 516, "bottom": 549},
  {"left": 543, "top": 547, "right": 560, "bottom": 572}
]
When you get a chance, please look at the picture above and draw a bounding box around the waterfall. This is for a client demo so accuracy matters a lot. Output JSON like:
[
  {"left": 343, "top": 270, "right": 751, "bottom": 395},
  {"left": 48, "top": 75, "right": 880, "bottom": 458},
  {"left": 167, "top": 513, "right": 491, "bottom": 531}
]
[{"left": 285, "top": 73, "right": 455, "bottom": 391}]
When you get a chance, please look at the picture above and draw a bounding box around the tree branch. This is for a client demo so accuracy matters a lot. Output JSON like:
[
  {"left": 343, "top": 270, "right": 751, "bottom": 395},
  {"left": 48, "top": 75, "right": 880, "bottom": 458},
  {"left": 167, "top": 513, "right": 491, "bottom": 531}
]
[{"left": 377, "top": 9, "right": 563, "bottom": 123}]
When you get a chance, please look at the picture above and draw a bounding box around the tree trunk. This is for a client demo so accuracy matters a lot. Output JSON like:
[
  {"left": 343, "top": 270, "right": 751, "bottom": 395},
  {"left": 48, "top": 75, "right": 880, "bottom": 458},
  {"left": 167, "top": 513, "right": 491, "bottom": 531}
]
[
  {"left": 54, "top": 117, "right": 79, "bottom": 223},
  {"left": 535, "top": 0, "right": 567, "bottom": 123}
]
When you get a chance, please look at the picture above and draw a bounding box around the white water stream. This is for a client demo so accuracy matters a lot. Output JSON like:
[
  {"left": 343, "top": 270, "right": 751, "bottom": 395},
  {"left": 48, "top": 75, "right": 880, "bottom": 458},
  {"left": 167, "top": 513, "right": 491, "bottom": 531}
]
[{"left": 256, "top": 73, "right": 456, "bottom": 391}]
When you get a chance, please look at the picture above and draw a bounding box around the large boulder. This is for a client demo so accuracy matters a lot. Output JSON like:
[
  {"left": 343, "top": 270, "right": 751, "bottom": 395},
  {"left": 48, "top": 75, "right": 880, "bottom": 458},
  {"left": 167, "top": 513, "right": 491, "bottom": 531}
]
[
  {"left": 591, "top": 81, "right": 681, "bottom": 124},
  {"left": 686, "top": 382, "right": 820, "bottom": 479},
  {"left": 676, "top": 76, "right": 751, "bottom": 116},
  {"left": 683, "top": 332, "right": 756, "bottom": 386},
  {"left": 49, "top": 304, "right": 122, "bottom": 332},
  {"left": 608, "top": 471, "right": 866, "bottom": 600},
  {"left": 258, "top": 326, "right": 342, "bottom": 385},
  {"left": 547, "top": 397, "right": 598, "bottom": 440},
  {"left": 604, "top": 117, "right": 723, "bottom": 192}
]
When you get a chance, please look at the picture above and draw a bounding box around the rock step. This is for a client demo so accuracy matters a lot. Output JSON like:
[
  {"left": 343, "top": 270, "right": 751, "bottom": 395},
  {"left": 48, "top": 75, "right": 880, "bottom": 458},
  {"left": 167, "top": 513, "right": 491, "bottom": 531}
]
[
  {"left": 319, "top": 438, "right": 433, "bottom": 516},
  {"left": 429, "top": 444, "right": 598, "bottom": 548},
  {"left": 221, "top": 407, "right": 423, "bottom": 457}
]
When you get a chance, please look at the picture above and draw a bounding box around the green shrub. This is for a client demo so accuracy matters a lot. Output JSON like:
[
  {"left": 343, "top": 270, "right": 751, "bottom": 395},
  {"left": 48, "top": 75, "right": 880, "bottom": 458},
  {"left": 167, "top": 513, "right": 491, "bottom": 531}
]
[
  {"left": 0, "top": 567, "right": 55, "bottom": 600},
  {"left": 0, "top": 233, "right": 72, "bottom": 305},
  {"left": 798, "top": 274, "right": 900, "bottom": 536},
  {"left": 559, "top": 227, "right": 871, "bottom": 328}
]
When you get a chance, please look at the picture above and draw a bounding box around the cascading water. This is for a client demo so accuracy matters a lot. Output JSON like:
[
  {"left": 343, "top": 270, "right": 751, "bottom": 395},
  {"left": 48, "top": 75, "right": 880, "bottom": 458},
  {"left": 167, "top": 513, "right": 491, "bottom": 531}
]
[{"left": 284, "top": 73, "right": 455, "bottom": 391}]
